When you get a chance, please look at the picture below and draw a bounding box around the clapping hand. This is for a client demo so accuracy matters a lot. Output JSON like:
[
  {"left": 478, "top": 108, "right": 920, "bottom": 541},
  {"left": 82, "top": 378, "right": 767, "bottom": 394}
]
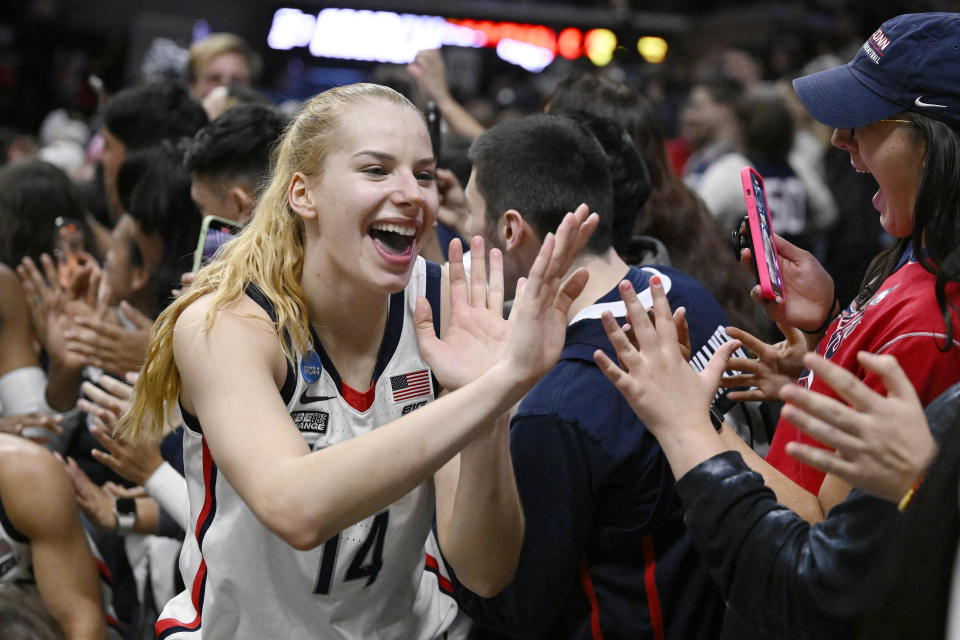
[
  {"left": 77, "top": 374, "right": 164, "bottom": 486},
  {"left": 65, "top": 301, "right": 152, "bottom": 376}
]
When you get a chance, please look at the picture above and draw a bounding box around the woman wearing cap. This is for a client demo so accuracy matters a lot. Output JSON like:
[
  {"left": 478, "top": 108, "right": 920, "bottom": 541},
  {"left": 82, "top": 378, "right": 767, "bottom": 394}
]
[
  {"left": 589, "top": 12, "right": 960, "bottom": 640},
  {"left": 746, "top": 12, "right": 960, "bottom": 504}
]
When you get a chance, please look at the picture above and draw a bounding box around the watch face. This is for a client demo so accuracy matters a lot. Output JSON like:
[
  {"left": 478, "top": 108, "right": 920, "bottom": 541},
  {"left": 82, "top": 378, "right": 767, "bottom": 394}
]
[{"left": 116, "top": 497, "right": 137, "bottom": 515}]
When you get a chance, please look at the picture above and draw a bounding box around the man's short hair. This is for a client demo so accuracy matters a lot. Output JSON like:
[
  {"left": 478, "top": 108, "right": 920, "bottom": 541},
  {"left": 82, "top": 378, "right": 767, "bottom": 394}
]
[
  {"left": 183, "top": 103, "right": 287, "bottom": 195},
  {"left": 103, "top": 80, "right": 208, "bottom": 150},
  {"left": 188, "top": 33, "right": 262, "bottom": 85},
  {"left": 468, "top": 113, "right": 614, "bottom": 254}
]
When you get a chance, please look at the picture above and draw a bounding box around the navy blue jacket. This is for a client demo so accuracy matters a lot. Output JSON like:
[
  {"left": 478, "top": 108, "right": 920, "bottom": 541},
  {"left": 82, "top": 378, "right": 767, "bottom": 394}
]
[{"left": 455, "top": 266, "right": 734, "bottom": 639}]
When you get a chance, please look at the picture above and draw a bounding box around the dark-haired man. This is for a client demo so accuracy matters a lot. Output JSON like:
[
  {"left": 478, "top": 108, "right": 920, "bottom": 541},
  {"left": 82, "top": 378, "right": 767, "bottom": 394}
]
[
  {"left": 453, "top": 113, "right": 738, "bottom": 639},
  {"left": 184, "top": 102, "right": 286, "bottom": 225}
]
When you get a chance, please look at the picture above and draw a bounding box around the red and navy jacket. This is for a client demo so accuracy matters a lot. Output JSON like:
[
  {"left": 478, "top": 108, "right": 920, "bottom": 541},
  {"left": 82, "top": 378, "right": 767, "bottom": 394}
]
[{"left": 453, "top": 265, "right": 731, "bottom": 640}]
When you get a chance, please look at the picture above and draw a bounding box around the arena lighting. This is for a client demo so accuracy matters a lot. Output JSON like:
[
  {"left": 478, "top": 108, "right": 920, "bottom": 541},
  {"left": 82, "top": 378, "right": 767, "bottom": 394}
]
[
  {"left": 267, "top": 8, "right": 316, "bottom": 49},
  {"left": 584, "top": 28, "right": 617, "bottom": 66},
  {"left": 637, "top": 36, "right": 668, "bottom": 63},
  {"left": 496, "top": 38, "right": 555, "bottom": 72},
  {"left": 556, "top": 27, "right": 583, "bottom": 59},
  {"left": 309, "top": 9, "right": 482, "bottom": 62},
  {"left": 266, "top": 7, "right": 593, "bottom": 71}
]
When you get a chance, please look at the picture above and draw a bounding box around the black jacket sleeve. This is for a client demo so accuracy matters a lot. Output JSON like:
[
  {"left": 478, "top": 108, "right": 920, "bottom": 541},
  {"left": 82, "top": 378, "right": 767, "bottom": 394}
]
[{"left": 675, "top": 452, "right": 897, "bottom": 639}]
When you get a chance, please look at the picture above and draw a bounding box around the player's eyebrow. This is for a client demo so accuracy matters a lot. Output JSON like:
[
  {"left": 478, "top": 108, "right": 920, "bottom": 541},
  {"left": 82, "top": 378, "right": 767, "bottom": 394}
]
[
  {"left": 352, "top": 150, "right": 435, "bottom": 166},
  {"left": 352, "top": 150, "right": 394, "bottom": 161}
]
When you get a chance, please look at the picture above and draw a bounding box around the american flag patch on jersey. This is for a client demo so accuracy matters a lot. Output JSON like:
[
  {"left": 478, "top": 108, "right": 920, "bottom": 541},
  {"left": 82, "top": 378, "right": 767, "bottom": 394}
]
[{"left": 390, "top": 369, "right": 431, "bottom": 402}]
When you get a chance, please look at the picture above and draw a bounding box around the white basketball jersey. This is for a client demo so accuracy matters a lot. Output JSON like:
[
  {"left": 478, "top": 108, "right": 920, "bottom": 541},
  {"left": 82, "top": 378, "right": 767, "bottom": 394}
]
[
  {"left": 158, "top": 258, "right": 462, "bottom": 639},
  {"left": 0, "top": 497, "right": 31, "bottom": 585}
]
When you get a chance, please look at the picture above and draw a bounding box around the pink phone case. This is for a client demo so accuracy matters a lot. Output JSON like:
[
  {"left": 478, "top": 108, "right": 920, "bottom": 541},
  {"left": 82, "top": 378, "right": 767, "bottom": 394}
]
[{"left": 740, "top": 167, "right": 784, "bottom": 301}]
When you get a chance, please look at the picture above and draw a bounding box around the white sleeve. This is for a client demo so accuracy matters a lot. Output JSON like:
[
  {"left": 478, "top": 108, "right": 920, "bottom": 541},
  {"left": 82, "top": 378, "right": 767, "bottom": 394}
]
[
  {"left": 144, "top": 461, "right": 190, "bottom": 531},
  {"left": 0, "top": 366, "right": 54, "bottom": 416}
]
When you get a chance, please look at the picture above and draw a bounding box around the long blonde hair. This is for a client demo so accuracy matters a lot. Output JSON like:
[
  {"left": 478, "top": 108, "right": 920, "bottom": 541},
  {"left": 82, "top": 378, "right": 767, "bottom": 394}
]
[{"left": 117, "top": 83, "right": 419, "bottom": 441}]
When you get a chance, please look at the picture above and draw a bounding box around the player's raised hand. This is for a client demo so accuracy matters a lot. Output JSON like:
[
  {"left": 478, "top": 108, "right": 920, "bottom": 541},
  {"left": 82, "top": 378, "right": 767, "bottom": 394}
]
[
  {"left": 502, "top": 204, "right": 596, "bottom": 386},
  {"left": 415, "top": 235, "right": 510, "bottom": 391},
  {"left": 414, "top": 204, "right": 597, "bottom": 391}
]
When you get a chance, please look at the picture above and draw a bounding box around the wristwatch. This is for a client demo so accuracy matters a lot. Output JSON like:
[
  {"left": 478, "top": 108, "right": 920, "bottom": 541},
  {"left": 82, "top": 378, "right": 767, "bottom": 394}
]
[{"left": 113, "top": 497, "right": 137, "bottom": 536}]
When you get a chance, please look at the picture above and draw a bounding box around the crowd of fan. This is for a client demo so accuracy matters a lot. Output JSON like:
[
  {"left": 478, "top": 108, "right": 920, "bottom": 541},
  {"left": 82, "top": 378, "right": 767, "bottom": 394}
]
[{"left": 1, "top": 13, "right": 959, "bottom": 639}]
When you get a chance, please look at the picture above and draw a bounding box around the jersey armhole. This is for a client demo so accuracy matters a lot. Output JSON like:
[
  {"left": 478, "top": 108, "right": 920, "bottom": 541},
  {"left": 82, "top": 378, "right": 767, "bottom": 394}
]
[
  {"left": 425, "top": 260, "right": 443, "bottom": 395},
  {"left": 0, "top": 497, "right": 28, "bottom": 543}
]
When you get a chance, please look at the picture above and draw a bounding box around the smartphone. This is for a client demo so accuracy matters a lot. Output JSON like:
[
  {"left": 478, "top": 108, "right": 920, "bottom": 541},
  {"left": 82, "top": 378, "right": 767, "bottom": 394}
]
[
  {"left": 192, "top": 215, "right": 243, "bottom": 272},
  {"left": 740, "top": 167, "right": 784, "bottom": 301},
  {"left": 54, "top": 216, "right": 84, "bottom": 288},
  {"left": 426, "top": 100, "right": 442, "bottom": 166}
]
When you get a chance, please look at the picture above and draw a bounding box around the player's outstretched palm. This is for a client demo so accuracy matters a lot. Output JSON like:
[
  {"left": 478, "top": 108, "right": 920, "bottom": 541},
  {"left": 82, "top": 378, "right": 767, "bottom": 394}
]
[
  {"left": 416, "top": 204, "right": 597, "bottom": 391},
  {"left": 416, "top": 235, "right": 511, "bottom": 391},
  {"left": 503, "top": 205, "right": 595, "bottom": 387}
]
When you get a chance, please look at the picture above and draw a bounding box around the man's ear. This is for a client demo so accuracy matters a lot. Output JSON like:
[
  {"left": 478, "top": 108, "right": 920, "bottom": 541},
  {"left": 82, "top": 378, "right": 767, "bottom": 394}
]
[
  {"left": 129, "top": 262, "right": 151, "bottom": 293},
  {"left": 230, "top": 186, "right": 255, "bottom": 226},
  {"left": 501, "top": 209, "right": 527, "bottom": 252},
  {"left": 288, "top": 172, "right": 316, "bottom": 220}
]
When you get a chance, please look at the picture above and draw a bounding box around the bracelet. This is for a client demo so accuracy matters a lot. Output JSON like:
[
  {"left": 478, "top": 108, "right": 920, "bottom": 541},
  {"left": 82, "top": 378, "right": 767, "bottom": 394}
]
[
  {"left": 898, "top": 472, "right": 926, "bottom": 512},
  {"left": 802, "top": 286, "right": 840, "bottom": 335}
]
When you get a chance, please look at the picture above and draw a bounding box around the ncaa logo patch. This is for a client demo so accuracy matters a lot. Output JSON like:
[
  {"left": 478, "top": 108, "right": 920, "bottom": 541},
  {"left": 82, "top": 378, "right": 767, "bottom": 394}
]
[{"left": 300, "top": 349, "right": 323, "bottom": 383}]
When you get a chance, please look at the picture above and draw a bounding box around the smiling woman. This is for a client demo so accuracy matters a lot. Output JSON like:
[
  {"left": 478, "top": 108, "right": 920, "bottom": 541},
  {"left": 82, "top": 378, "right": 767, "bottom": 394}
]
[
  {"left": 114, "top": 82, "right": 598, "bottom": 639},
  {"left": 287, "top": 98, "right": 439, "bottom": 300}
]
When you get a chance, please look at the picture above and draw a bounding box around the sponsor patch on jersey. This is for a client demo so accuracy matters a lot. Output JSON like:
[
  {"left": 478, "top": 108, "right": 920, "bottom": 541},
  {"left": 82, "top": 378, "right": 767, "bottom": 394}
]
[
  {"left": 390, "top": 369, "right": 432, "bottom": 403},
  {"left": 401, "top": 400, "right": 428, "bottom": 415},
  {"left": 292, "top": 410, "right": 329, "bottom": 433}
]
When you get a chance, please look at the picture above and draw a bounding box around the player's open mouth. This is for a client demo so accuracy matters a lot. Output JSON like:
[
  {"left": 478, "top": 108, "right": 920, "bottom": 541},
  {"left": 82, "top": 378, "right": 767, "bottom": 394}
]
[{"left": 369, "top": 222, "right": 417, "bottom": 257}]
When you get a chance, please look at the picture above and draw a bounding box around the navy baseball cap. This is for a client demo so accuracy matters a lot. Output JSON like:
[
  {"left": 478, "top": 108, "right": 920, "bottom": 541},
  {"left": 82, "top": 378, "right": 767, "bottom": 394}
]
[{"left": 793, "top": 12, "right": 960, "bottom": 129}]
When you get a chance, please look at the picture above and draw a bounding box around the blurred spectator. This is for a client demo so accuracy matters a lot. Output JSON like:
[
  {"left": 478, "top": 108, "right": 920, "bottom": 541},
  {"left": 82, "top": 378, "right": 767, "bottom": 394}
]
[
  {"left": 693, "top": 84, "right": 838, "bottom": 254},
  {"left": 0, "top": 434, "right": 108, "bottom": 639},
  {"left": 0, "top": 161, "right": 87, "bottom": 427},
  {"left": 187, "top": 33, "right": 261, "bottom": 101},
  {"left": 94, "top": 80, "right": 207, "bottom": 255},
  {"left": 680, "top": 75, "right": 742, "bottom": 190},
  {"left": 36, "top": 110, "right": 91, "bottom": 180}
]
